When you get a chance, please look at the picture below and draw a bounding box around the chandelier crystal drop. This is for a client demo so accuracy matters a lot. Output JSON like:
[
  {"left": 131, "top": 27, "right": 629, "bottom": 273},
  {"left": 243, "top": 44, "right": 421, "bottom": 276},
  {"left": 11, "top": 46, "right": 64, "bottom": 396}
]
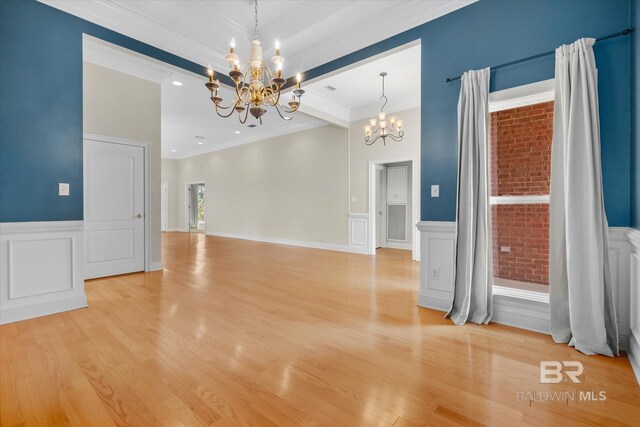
[
  {"left": 364, "top": 72, "right": 404, "bottom": 146},
  {"left": 205, "top": 0, "right": 304, "bottom": 124}
]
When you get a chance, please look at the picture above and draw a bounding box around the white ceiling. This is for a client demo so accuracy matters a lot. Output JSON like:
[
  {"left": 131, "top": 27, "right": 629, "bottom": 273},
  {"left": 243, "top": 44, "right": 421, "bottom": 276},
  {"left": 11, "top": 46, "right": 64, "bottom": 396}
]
[
  {"left": 304, "top": 43, "right": 421, "bottom": 122},
  {"left": 83, "top": 36, "right": 325, "bottom": 160},
  {"left": 41, "top": 0, "right": 474, "bottom": 79}
]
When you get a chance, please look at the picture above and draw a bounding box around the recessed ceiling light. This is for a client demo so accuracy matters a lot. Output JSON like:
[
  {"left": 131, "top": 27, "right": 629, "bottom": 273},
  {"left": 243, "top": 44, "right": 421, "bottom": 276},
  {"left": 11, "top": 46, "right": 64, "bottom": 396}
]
[
  {"left": 235, "top": 131, "right": 241, "bottom": 134},
  {"left": 172, "top": 81, "right": 183, "bottom": 86},
  {"left": 195, "top": 135, "right": 205, "bottom": 145},
  {"left": 170, "top": 149, "right": 177, "bottom": 153}
]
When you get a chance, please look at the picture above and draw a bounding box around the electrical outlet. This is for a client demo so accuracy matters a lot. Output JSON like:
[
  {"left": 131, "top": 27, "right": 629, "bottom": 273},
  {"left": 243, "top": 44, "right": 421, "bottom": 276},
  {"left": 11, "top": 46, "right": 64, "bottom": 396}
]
[
  {"left": 431, "top": 269, "right": 439, "bottom": 280},
  {"left": 500, "top": 246, "right": 511, "bottom": 253},
  {"left": 431, "top": 185, "right": 439, "bottom": 197}
]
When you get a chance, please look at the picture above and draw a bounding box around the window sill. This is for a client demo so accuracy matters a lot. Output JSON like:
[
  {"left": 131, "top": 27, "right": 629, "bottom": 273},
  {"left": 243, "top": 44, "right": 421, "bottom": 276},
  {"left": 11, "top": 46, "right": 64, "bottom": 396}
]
[{"left": 493, "top": 285, "right": 549, "bottom": 304}]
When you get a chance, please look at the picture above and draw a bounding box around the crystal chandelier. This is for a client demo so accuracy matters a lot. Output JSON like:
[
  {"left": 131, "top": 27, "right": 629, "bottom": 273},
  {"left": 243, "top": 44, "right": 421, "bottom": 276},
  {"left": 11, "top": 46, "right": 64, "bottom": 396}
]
[
  {"left": 364, "top": 72, "right": 404, "bottom": 145},
  {"left": 205, "top": 0, "right": 304, "bottom": 124}
]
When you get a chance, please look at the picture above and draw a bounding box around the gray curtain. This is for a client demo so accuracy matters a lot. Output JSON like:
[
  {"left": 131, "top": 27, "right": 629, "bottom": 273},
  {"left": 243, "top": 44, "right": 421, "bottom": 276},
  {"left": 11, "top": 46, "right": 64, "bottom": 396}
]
[
  {"left": 447, "top": 68, "right": 493, "bottom": 325},
  {"left": 549, "top": 38, "right": 618, "bottom": 356}
]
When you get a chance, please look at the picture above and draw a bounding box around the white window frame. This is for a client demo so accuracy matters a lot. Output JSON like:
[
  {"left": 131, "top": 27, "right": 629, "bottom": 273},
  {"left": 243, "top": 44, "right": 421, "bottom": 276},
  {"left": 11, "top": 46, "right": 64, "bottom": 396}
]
[{"left": 488, "top": 78, "right": 555, "bottom": 303}]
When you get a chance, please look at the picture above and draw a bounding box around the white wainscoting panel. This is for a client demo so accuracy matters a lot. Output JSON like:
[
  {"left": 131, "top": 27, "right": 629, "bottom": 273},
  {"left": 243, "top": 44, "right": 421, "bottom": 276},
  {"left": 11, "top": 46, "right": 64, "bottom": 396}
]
[
  {"left": 416, "top": 221, "right": 456, "bottom": 311},
  {"left": 627, "top": 228, "right": 640, "bottom": 385},
  {"left": 417, "top": 222, "right": 635, "bottom": 342},
  {"left": 348, "top": 213, "right": 369, "bottom": 254},
  {"left": 609, "top": 227, "right": 631, "bottom": 349},
  {"left": 0, "top": 221, "right": 87, "bottom": 324}
]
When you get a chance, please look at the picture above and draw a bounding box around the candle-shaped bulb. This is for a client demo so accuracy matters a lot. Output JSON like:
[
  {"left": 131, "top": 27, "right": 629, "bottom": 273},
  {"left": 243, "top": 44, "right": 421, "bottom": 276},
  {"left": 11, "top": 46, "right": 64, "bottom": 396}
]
[
  {"left": 207, "top": 65, "right": 214, "bottom": 76},
  {"left": 389, "top": 116, "right": 397, "bottom": 124},
  {"left": 233, "top": 58, "right": 240, "bottom": 70},
  {"left": 296, "top": 73, "right": 302, "bottom": 83},
  {"left": 230, "top": 37, "right": 236, "bottom": 51},
  {"left": 370, "top": 118, "right": 376, "bottom": 127},
  {"left": 378, "top": 112, "right": 386, "bottom": 121},
  {"left": 380, "top": 120, "right": 387, "bottom": 129},
  {"left": 397, "top": 120, "right": 403, "bottom": 129},
  {"left": 364, "top": 125, "right": 371, "bottom": 133},
  {"left": 275, "top": 39, "right": 280, "bottom": 54}
]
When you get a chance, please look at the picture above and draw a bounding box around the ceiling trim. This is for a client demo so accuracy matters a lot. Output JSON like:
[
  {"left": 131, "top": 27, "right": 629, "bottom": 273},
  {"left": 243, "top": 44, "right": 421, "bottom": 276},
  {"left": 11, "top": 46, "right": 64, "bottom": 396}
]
[
  {"left": 83, "top": 35, "right": 174, "bottom": 83},
  {"left": 164, "top": 120, "right": 329, "bottom": 160}
]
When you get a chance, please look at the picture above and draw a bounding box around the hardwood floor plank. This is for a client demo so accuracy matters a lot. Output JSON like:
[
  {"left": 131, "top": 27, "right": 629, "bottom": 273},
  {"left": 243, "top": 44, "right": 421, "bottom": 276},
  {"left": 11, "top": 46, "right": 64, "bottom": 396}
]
[{"left": 1, "top": 232, "right": 639, "bottom": 426}]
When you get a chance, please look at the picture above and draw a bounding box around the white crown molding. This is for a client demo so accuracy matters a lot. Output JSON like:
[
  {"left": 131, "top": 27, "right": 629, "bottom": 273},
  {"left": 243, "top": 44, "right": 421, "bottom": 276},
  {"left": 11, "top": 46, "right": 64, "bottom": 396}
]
[
  {"left": 165, "top": 121, "right": 328, "bottom": 160},
  {"left": 298, "top": 91, "right": 352, "bottom": 126},
  {"left": 83, "top": 35, "right": 174, "bottom": 83},
  {"left": 39, "top": 0, "right": 475, "bottom": 78},
  {"left": 39, "top": 0, "right": 231, "bottom": 72}
]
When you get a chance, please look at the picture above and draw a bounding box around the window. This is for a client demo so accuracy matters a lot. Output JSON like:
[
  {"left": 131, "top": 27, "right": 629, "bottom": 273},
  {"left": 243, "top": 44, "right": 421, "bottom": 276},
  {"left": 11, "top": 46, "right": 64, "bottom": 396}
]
[{"left": 488, "top": 80, "right": 554, "bottom": 295}]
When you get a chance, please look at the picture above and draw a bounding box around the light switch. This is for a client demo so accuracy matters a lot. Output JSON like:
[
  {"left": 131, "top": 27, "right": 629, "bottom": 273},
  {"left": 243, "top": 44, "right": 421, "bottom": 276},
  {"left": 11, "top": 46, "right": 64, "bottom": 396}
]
[
  {"left": 351, "top": 196, "right": 357, "bottom": 203},
  {"left": 431, "top": 185, "right": 439, "bottom": 197},
  {"left": 59, "top": 183, "right": 70, "bottom": 196}
]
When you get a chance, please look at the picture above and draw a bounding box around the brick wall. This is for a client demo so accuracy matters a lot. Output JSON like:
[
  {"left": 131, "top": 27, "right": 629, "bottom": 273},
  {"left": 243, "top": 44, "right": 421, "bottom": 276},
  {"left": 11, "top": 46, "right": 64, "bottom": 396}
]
[
  {"left": 490, "top": 101, "right": 553, "bottom": 196},
  {"left": 490, "top": 101, "right": 553, "bottom": 286},
  {"left": 491, "top": 204, "right": 550, "bottom": 286}
]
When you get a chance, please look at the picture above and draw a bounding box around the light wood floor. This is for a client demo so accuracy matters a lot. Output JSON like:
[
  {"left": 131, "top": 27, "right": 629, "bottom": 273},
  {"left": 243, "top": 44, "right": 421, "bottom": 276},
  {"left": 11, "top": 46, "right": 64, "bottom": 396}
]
[{"left": 1, "top": 232, "right": 639, "bottom": 426}]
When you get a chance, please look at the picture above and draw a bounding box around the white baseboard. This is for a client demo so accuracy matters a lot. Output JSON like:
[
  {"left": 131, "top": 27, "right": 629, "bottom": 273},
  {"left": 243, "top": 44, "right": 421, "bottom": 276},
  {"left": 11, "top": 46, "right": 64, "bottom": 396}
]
[
  {"left": 628, "top": 330, "right": 640, "bottom": 385},
  {"left": 385, "top": 241, "right": 412, "bottom": 250},
  {"left": 148, "top": 261, "right": 164, "bottom": 271},
  {"left": 0, "top": 296, "right": 87, "bottom": 325},
  {"left": 0, "top": 221, "right": 87, "bottom": 325},
  {"left": 163, "top": 228, "right": 188, "bottom": 232},
  {"left": 206, "top": 231, "right": 366, "bottom": 254}
]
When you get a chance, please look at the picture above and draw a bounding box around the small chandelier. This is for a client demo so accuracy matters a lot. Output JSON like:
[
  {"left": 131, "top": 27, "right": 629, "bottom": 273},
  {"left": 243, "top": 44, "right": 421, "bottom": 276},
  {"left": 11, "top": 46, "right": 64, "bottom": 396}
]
[
  {"left": 204, "top": 0, "right": 304, "bottom": 124},
  {"left": 364, "top": 72, "right": 404, "bottom": 145}
]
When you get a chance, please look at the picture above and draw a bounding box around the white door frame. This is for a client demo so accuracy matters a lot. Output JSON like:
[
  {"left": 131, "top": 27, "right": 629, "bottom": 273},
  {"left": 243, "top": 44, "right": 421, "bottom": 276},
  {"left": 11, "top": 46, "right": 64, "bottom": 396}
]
[
  {"left": 161, "top": 182, "right": 168, "bottom": 232},
  {"left": 83, "top": 132, "right": 151, "bottom": 272},
  {"left": 184, "top": 181, "right": 206, "bottom": 231},
  {"left": 368, "top": 156, "right": 420, "bottom": 261}
]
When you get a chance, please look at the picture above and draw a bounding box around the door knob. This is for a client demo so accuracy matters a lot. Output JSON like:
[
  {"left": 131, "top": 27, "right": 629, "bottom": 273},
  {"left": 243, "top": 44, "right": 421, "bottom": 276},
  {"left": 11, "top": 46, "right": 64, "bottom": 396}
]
[{"left": 136, "top": 213, "right": 143, "bottom": 219}]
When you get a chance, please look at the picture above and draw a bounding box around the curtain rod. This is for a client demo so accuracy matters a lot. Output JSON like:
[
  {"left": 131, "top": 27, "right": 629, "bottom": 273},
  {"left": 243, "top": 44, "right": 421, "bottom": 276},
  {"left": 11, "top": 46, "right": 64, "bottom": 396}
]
[{"left": 445, "top": 28, "right": 633, "bottom": 83}]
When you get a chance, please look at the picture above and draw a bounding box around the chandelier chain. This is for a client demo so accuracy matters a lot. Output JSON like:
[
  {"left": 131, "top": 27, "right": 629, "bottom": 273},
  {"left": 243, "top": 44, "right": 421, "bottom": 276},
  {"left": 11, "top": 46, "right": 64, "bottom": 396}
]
[
  {"left": 254, "top": 0, "right": 259, "bottom": 40},
  {"left": 380, "top": 73, "right": 388, "bottom": 113}
]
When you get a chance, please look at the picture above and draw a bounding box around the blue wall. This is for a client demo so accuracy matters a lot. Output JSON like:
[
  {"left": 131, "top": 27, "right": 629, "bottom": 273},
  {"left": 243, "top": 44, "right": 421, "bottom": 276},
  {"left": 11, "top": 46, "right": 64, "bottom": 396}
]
[
  {"left": 632, "top": 0, "right": 640, "bottom": 229},
  {"left": 0, "top": 0, "right": 634, "bottom": 226},
  {"left": 0, "top": 0, "right": 213, "bottom": 222},
  {"left": 305, "top": 0, "right": 632, "bottom": 226}
]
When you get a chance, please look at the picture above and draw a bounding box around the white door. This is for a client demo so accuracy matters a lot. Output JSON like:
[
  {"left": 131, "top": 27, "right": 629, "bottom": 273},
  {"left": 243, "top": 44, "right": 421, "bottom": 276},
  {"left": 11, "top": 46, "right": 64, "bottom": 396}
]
[
  {"left": 84, "top": 140, "right": 145, "bottom": 279},
  {"left": 161, "top": 183, "right": 168, "bottom": 231}
]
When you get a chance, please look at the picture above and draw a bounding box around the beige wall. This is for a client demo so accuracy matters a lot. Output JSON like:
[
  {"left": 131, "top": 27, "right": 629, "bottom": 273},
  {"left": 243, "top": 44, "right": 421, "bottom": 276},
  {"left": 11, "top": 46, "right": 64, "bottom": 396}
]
[
  {"left": 161, "top": 158, "right": 180, "bottom": 230},
  {"left": 175, "top": 125, "right": 349, "bottom": 245},
  {"left": 349, "top": 107, "right": 421, "bottom": 214},
  {"left": 83, "top": 62, "right": 162, "bottom": 265}
]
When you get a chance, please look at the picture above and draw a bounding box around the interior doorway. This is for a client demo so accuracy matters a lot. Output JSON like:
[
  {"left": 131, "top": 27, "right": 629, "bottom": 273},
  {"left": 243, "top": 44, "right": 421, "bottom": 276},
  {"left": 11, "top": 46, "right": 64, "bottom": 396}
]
[
  {"left": 369, "top": 159, "right": 419, "bottom": 259},
  {"left": 187, "top": 183, "right": 206, "bottom": 233}
]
